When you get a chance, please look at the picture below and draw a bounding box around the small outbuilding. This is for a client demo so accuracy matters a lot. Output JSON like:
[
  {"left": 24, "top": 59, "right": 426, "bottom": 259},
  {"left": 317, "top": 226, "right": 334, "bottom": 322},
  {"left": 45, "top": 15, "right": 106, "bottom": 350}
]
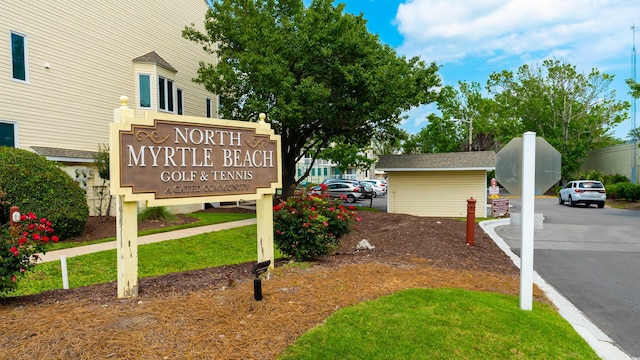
[{"left": 376, "top": 151, "right": 496, "bottom": 218}]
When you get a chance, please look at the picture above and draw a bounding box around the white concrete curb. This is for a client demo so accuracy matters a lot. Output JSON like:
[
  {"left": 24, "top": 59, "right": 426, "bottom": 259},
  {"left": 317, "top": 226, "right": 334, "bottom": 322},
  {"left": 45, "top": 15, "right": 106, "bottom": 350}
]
[{"left": 480, "top": 219, "right": 630, "bottom": 360}]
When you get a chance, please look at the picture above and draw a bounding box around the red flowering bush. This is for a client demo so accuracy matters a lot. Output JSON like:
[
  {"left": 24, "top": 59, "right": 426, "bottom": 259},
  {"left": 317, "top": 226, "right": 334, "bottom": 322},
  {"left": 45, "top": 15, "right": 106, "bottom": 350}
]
[
  {"left": 273, "top": 186, "right": 361, "bottom": 261},
  {"left": 1, "top": 212, "right": 59, "bottom": 295}
]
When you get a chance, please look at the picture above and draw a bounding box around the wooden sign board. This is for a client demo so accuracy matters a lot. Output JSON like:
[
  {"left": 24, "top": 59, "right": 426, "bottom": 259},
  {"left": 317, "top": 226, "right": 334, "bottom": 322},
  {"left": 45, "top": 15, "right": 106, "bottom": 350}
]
[{"left": 110, "top": 112, "right": 281, "bottom": 206}]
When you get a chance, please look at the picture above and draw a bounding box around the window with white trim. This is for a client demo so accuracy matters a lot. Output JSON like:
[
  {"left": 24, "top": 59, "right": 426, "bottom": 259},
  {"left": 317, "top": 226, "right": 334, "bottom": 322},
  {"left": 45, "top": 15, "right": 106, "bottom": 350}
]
[
  {"left": 138, "top": 74, "right": 152, "bottom": 108},
  {"left": 206, "top": 98, "right": 212, "bottom": 118},
  {"left": 10, "top": 31, "right": 28, "bottom": 82},
  {"left": 158, "top": 77, "right": 175, "bottom": 112},
  {"left": 0, "top": 121, "right": 17, "bottom": 147}
]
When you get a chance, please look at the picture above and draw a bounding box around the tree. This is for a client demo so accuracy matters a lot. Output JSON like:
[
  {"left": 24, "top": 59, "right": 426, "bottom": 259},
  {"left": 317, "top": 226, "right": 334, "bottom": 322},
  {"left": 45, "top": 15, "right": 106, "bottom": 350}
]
[
  {"left": 370, "top": 127, "right": 408, "bottom": 156},
  {"left": 402, "top": 114, "right": 461, "bottom": 153},
  {"left": 625, "top": 78, "right": 640, "bottom": 143},
  {"left": 92, "top": 144, "right": 112, "bottom": 219},
  {"left": 318, "top": 139, "right": 375, "bottom": 177},
  {"left": 487, "top": 59, "right": 629, "bottom": 179},
  {"left": 183, "top": 0, "right": 440, "bottom": 197}
]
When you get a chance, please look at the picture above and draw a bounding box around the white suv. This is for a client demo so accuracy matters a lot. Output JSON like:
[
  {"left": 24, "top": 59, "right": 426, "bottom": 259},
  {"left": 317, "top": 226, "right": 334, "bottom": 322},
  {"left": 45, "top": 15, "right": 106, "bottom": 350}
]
[{"left": 559, "top": 180, "right": 607, "bottom": 208}]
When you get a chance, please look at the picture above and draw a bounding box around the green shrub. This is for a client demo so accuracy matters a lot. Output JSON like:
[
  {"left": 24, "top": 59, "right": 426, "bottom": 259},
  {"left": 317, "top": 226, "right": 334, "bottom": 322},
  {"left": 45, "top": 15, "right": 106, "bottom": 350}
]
[
  {"left": 0, "top": 147, "right": 89, "bottom": 239},
  {"left": 602, "top": 173, "right": 629, "bottom": 185},
  {"left": 606, "top": 183, "right": 621, "bottom": 199},
  {"left": 608, "top": 182, "right": 640, "bottom": 201},
  {"left": 138, "top": 206, "right": 176, "bottom": 221},
  {"left": 273, "top": 188, "right": 360, "bottom": 261},
  {"left": 574, "top": 170, "right": 605, "bottom": 183}
]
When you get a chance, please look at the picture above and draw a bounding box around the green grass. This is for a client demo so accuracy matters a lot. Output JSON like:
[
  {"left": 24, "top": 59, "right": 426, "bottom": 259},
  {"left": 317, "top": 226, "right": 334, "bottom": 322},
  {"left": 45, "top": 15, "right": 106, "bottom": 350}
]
[
  {"left": 43, "top": 212, "right": 256, "bottom": 251},
  {"left": 8, "top": 225, "right": 263, "bottom": 296},
  {"left": 279, "top": 288, "right": 600, "bottom": 360}
]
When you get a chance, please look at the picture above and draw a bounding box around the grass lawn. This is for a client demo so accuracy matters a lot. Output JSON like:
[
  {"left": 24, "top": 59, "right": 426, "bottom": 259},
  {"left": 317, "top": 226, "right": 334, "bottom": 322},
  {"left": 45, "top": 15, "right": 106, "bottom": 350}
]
[
  {"left": 9, "top": 224, "right": 261, "bottom": 297},
  {"left": 280, "top": 288, "right": 599, "bottom": 359},
  {"left": 43, "top": 211, "right": 256, "bottom": 251}
]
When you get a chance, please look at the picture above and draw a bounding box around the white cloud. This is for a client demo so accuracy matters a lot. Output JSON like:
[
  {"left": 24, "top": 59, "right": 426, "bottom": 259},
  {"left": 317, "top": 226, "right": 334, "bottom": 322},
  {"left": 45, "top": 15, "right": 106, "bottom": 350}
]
[{"left": 395, "top": 0, "right": 639, "bottom": 68}]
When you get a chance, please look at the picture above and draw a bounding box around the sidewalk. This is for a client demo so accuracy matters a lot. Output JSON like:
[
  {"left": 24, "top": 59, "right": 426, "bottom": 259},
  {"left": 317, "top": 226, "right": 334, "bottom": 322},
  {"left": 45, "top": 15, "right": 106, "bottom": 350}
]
[{"left": 38, "top": 218, "right": 257, "bottom": 263}]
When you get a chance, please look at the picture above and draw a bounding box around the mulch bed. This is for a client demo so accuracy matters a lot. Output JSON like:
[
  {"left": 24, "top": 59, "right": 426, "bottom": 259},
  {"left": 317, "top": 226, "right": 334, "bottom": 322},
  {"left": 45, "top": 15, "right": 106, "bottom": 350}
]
[{"left": 0, "top": 210, "right": 546, "bottom": 359}]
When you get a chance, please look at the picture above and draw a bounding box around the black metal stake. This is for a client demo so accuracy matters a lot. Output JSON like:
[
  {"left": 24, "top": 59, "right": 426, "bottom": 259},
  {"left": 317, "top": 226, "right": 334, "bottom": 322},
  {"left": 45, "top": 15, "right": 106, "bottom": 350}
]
[
  {"left": 251, "top": 260, "right": 271, "bottom": 301},
  {"left": 254, "top": 278, "right": 263, "bottom": 301}
]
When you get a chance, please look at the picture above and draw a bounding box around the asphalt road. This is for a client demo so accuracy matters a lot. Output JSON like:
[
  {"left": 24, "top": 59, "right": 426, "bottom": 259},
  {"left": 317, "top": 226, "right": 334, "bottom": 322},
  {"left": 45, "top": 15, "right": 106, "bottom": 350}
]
[{"left": 494, "top": 197, "right": 640, "bottom": 358}]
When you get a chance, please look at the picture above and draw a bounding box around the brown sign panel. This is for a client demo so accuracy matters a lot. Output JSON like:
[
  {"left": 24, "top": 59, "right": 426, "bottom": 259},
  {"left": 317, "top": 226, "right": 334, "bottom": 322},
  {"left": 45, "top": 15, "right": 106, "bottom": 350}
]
[
  {"left": 491, "top": 198, "right": 510, "bottom": 217},
  {"left": 118, "top": 119, "right": 278, "bottom": 199}
]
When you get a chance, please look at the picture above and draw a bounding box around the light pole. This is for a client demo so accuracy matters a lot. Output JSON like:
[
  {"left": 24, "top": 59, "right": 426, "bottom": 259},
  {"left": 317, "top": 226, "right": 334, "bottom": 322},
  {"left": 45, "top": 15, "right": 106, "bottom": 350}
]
[
  {"left": 632, "top": 24, "right": 638, "bottom": 183},
  {"left": 450, "top": 117, "right": 473, "bottom": 151}
]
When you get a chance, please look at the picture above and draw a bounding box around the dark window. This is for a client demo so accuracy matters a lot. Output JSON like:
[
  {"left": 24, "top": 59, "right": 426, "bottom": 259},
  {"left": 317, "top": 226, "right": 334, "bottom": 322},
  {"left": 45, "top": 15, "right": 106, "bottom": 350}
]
[
  {"left": 206, "top": 98, "right": 212, "bottom": 118},
  {"left": 139, "top": 74, "right": 151, "bottom": 108},
  {"left": 158, "top": 78, "right": 166, "bottom": 110},
  {"left": 0, "top": 123, "right": 15, "bottom": 147},
  {"left": 11, "top": 32, "right": 27, "bottom": 81},
  {"left": 167, "top": 80, "right": 174, "bottom": 112},
  {"left": 177, "top": 89, "right": 183, "bottom": 115}
]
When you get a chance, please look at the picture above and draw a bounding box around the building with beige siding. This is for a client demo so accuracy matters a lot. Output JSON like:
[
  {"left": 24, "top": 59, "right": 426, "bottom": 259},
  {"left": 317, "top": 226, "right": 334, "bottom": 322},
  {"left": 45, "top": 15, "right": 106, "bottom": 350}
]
[
  {"left": 1, "top": 1, "right": 217, "bottom": 215},
  {"left": 581, "top": 142, "right": 640, "bottom": 184},
  {"left": 376, "top": 151, "right": 496, "bottom": 218}
]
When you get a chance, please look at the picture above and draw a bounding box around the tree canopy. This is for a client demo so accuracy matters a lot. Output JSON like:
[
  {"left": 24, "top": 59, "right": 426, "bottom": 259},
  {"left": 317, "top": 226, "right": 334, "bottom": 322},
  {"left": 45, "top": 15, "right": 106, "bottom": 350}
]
[
  {"left": 487, "top": 60, "right": 628, "bottom": 178},
  {"left": 412, "top": 60, "right": 628, "bottom": 180},
  {"left": 183, "top": 0, "right": 441, "bottom": 196}
]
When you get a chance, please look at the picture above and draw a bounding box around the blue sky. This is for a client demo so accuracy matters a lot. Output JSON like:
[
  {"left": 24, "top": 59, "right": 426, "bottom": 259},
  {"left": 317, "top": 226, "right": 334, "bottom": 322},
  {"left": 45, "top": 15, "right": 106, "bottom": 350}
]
[{"left": 335, "top": 0, "right": 640, "bottom": 140}]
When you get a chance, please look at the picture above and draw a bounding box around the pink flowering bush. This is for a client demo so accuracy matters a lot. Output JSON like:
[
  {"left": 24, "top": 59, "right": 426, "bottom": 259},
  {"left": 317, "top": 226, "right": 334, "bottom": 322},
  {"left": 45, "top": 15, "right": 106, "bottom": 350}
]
[
  {"left": 1, "top": 212, "right": 58, "bottom": 295},
  {"left": 273, "top": 185, "right": 361, "bottom": 261}
]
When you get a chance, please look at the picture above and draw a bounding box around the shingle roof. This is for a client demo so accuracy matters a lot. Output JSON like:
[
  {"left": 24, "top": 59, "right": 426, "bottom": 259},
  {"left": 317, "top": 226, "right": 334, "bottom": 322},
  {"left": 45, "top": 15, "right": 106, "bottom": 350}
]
[
  {"left": 31, "top": 146, "right": 97, "bottom": 161},
  {"left": 376, "top": 151, "right": 496, "bottom": 171},
  {"left": 132, "top": 51, "right": 177, "bottom": 73}
]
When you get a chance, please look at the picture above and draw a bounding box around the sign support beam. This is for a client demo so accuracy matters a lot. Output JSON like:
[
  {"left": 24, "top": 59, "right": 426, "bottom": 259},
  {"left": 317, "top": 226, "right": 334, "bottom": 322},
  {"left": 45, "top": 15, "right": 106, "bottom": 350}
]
[
  {"left": 520, "top": 131, "right": 536, "bottom": 310},
  {"left": 256, "top": 194, "right": 274, "bottom": 265}
]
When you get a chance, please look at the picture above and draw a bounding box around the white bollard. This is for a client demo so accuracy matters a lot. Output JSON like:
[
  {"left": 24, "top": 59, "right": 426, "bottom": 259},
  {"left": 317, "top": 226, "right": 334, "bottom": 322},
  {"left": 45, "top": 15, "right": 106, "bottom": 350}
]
[{"left": 61, "top": 255, "right": 69, "bottom": 290}]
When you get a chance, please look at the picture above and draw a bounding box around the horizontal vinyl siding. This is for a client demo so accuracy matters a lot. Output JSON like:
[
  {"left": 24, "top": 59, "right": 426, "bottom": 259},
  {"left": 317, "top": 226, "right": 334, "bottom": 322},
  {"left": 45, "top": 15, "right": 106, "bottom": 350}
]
[
  {"left": 387, "top": 171, "right": 487, "bottom": 218},
  {"left": 0, "top": 1, "right": 214, "bottom": 153},
  {"left": 582, "top": 143, "right": 639, "bottom": 184}
]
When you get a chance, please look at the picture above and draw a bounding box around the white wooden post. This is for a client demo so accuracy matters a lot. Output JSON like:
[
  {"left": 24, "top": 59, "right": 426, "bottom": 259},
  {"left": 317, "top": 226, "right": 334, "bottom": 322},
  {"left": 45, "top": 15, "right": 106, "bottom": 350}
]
[
  {"left": 256, "top": 194, "right": 274, "bottom": 266},
  {"left": 113, "top": 96, "right": 139, "bottom": 298},
  {"left": 520, "top": 131, "right": 536, "bottom": 310},
  {"left": 255, "top": 113, "right": 275, "bottom": 267}
]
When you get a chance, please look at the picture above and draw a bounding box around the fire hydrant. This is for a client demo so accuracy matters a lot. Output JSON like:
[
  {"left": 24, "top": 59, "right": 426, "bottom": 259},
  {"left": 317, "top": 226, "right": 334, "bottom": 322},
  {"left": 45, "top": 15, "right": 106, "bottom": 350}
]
[{"left": 466, "top": 198, "right": 476, "bottom": 246}]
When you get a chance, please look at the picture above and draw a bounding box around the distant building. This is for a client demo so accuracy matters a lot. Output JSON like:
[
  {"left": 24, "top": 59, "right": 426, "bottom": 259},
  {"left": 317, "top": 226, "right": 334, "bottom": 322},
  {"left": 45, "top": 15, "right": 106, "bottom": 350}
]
[
  {"left": 1, "top": 1, "right": 216, "bottom": 214},
  {"left": 581, "top": 142, "right": 640, "bottom": 184}
]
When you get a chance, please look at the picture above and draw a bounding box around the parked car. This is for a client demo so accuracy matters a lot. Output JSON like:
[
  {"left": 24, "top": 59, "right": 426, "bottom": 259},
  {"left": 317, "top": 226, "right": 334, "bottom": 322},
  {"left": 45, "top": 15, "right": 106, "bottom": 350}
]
[
  {"left": 559, "top": 180, "right": 607, "bottom": 208},
  {"left": 361, "top": 179, "right": 387, "bottom": 196},
  {"left": 360, "top": 181, "right": 376, "bottom": 199},
  {"left": 310, "top": 181, "right": 364, "bottom": 203}
]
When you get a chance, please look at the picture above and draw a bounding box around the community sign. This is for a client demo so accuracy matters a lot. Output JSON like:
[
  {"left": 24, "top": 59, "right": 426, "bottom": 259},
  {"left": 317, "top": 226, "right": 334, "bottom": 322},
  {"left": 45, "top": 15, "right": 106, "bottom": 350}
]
[{"left": 110, "top": 112, "right": 281, "bottom": 205}]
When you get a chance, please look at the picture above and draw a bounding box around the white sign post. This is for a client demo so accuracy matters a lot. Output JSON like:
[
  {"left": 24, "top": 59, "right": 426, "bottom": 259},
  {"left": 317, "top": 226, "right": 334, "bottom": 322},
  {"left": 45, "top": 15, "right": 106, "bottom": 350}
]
[{"left": 520, "top": 132, "right": 536, "bottom": 310}]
